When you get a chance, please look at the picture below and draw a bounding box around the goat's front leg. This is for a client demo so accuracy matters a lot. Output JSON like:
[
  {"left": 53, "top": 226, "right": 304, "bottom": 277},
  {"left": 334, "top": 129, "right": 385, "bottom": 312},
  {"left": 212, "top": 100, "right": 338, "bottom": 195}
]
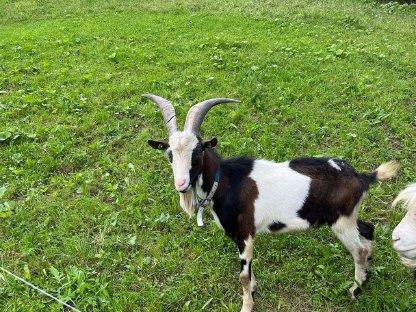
[
  {"left": 238, "top": 235, "right": 254, "bottom": 312},
  {"left": 250, "top": 270, "right": 257, "bottom": 296}
]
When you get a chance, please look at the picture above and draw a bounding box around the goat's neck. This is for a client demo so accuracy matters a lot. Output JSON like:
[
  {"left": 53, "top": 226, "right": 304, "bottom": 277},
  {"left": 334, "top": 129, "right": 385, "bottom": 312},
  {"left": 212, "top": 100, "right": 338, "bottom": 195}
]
[{"left": 197, "top": 149, "right": 222, "bottom": 196}]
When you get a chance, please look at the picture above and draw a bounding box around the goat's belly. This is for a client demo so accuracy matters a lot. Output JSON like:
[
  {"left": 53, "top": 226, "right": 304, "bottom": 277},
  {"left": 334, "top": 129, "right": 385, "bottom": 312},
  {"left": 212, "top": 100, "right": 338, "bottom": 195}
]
[{"left": 250, "top": 159, "right": 311, "bottom": 233}]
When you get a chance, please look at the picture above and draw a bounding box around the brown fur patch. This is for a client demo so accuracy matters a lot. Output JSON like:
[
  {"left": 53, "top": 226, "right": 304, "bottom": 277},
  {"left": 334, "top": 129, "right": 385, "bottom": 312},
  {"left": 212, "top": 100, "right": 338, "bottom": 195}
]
[
  {"left": 238, "top": 177, "right": 258, "bottom": 239},
  {"left": 290, "top": 157, "right": 366, "bottom": 226},
  {"left": 201, "top": 150, "right": 257, "bottom": 245},
  {"left": 200, "top": 149, "right": 222, "bottom": 192},
  {"left": 309, "top": 176, "right": 362, "bottom": 216}
]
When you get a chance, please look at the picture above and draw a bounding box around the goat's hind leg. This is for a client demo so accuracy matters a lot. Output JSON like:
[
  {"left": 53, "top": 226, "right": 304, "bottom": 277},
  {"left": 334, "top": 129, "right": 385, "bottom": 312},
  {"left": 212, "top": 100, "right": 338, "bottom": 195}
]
[
  {"left": 331, "top": 217, "right": 371, "bottom": 299},
  {"left": 250, "top": 271, "right": 257, "bottom": 297},
  {"left": 357, "top": 219, "right": 374, "bottom": 282},
  {"left": 238, "top": 235, "right": 254, "bottom": 312}
]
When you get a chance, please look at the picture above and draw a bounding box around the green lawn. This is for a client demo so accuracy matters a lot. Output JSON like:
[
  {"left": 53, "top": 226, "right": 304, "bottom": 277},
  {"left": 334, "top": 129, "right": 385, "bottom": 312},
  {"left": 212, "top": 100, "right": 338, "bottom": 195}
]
[{"left": 0, "top": 0, "right": 415, "bottom": 311}]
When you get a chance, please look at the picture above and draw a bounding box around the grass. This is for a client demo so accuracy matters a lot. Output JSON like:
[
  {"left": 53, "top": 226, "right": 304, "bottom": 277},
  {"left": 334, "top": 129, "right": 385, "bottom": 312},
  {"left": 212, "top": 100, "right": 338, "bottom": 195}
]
[{"left": 0, "top": 0, "right": 415, "bottom": 311}]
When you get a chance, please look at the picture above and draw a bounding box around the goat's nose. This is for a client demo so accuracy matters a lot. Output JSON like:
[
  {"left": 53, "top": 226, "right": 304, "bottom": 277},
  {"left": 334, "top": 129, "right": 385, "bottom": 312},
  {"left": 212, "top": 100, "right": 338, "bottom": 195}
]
[{"left": 176, "top": 178, "right": 186, "bottom": 187}]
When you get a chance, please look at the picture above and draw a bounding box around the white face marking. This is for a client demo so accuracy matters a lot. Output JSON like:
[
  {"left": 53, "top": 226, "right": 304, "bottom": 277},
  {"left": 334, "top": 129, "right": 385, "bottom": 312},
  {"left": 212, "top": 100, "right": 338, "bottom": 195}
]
[
  {"left": 392, "top": 211, "right": 416, "bottom": 259},
  {"left": 168, "top": 131, "right": 199, "bottom": 192},
  {"left": 328, "top": 159, "right": 342, "bottom": 171}
]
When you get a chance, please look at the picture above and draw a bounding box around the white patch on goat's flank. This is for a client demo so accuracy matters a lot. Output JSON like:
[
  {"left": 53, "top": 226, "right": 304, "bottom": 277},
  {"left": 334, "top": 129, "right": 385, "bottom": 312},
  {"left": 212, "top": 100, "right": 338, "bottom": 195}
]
[
  {"left": 273, "top": 218, "right": 311, "bottom": 233},
  {"left": 328, "top": 159, "right": 342, "bottom": 171},
  {"left": 250, "top": 160, "right": 311, "bottom": 233}
]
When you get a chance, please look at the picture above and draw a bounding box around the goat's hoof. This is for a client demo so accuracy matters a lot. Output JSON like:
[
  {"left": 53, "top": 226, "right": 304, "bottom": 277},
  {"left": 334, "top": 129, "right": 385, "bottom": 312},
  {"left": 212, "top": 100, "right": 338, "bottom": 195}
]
[
  {"left": 240, "top": 302, "right": 254, "bottom": 312},
  {"left": 362, "top": 270, "right": 371, "bottom": 286},
  {"left": 349, "top": 286, "right": 361, "bottom": 299}
]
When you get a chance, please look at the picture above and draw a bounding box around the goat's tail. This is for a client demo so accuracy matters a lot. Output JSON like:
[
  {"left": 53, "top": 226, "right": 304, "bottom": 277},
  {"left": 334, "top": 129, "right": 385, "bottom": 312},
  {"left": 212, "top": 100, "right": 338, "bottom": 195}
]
[
  {"left": 392, "top": 183, "right": 416, "bottom": 212},
  {"left": 374, "top": 160, "right": 400, "bottom": 181},
  {"left": 360, "top": 160, "right": 400, "bottom": 187}
]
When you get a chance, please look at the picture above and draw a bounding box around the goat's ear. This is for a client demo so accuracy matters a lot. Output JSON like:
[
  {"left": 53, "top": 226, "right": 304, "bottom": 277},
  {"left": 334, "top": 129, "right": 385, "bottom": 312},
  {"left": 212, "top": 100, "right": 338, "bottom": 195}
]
[
  {"left": 202, "top": 138, "right": 217, "bottom": 149},
  {"left": 148, "top": 140, "right": 169, "bottom": 151}
]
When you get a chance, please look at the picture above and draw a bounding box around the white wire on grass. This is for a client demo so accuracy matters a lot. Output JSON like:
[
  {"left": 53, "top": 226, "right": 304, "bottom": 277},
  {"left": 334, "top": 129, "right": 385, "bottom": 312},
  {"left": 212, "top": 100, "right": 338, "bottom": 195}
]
[{"left": 0, "top": 265, "right": 81, "bottom": 312}]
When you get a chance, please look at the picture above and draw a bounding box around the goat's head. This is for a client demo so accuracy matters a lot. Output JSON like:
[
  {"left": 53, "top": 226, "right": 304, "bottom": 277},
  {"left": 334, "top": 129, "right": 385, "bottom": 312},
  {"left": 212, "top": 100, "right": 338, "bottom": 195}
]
[
  {"left": 144, "top": 94, "right": 239, "bottom": 216},
  {"left": 392, "top": 183, "right": 416, "bottom": 270}
]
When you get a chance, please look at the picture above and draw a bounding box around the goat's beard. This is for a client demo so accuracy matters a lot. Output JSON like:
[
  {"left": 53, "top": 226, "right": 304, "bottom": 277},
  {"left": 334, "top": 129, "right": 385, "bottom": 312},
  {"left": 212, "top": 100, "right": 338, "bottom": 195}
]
[
  {"left": 399, "top": 254, "right": 416, "bottom": 270},
  {"left": 179, "top": 187, "right": 198, "bottom": 218}
]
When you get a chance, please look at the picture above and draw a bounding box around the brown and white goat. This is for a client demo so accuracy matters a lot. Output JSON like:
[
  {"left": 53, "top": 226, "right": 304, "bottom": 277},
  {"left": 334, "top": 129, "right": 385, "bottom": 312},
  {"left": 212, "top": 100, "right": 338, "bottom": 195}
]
[
  {"left": 144, "top": 94, "right": 399, "bottom": 312},
  {"left": 392, "top": 183, "right": 416, "bottom": 272}
]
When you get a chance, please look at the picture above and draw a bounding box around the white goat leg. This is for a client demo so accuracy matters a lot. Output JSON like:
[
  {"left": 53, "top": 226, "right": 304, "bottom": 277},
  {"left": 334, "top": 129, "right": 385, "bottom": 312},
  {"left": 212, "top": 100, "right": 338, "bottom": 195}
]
[
  {"left": 239, "top": 235, "right": 254, "bottom": 312},
  {"left": 332, "top": 216, "right": 369, "bottom": 298}
]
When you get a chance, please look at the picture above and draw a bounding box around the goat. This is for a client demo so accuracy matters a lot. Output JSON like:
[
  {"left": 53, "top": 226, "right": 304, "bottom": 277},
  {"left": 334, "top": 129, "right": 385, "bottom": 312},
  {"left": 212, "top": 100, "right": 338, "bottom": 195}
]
[
  {"left": 392, "top": 183, "right": 416, "bottom": 272},
  {"left": 144, "top": 94, "right": 399, "bottom": 312}
]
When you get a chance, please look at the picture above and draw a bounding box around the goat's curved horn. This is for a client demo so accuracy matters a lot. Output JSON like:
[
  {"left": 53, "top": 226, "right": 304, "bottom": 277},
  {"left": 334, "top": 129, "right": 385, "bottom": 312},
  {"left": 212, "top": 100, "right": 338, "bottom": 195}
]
[
  {"left": 142, "top": 94, "right": 177, "bottom": 135},
  {"left": 184, "top": 98, "right": 240, "bottom": 134}
]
